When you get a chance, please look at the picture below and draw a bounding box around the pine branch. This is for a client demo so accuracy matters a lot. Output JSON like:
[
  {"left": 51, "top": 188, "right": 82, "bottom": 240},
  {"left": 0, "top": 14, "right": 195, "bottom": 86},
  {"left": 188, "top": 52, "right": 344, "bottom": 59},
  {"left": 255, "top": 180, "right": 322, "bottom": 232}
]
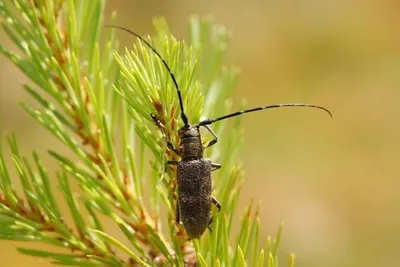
[{"left": 0, "top": 0, "right": 291, "bottom": 266}]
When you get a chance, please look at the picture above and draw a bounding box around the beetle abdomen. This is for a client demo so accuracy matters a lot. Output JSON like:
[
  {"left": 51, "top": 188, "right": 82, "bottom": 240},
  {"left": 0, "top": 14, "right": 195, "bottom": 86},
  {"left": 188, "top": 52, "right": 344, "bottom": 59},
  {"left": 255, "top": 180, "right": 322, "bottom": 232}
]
[{"left": 177, "top": 158, "right": 212, "bottom": 239}]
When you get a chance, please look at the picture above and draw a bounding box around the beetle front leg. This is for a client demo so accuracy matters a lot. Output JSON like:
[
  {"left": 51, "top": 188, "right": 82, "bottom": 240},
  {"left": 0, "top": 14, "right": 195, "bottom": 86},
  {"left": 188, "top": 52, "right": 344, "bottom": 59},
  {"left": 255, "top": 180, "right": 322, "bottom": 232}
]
[
  {"left": 201, "top": 125, "right": 218, "bottom": 149},
  {"left": 151, "top": 113, "right": 180, "bottom": 155}
]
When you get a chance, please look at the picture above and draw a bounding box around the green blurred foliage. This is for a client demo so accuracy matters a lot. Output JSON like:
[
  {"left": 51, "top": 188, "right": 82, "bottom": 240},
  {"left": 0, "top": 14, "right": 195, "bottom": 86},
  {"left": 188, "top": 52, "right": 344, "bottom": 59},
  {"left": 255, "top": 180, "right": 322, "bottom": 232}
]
[{"left": 1, "top": 0, "right": 399, "bottom": 266}]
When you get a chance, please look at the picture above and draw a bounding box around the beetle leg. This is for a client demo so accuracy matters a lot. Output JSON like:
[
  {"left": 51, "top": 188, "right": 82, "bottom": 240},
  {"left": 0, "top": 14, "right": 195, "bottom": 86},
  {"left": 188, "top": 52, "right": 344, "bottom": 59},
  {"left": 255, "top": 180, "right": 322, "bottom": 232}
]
[
  {"left": 175, "top": 201, "right": 180, "bottom": 223},
  {"left": 201, "top": 125, "right": 218, "bottom": 148},
  {"left": 159, "top": 160, "right": 179, "bottom": 181},
  {"left": 151, "top": 113, "right": 180, "bottom": 155},
  {"left": 207, "top": 217, "right": 214, "bottom": 233},
  {"left": 208, "top": 197, "right": 222, "bottom": 232},
  {"left": 160, "top": 160, "right": 178, "bottom": 177},
  {"left": 212, "top": 196, "right": 222, "bottom": 211},
  {"left": 211, "top": 162, "right": 221, "bottom": 171},
  {"left": 158, "top": 161, "right": 179, "bottom": 184}
]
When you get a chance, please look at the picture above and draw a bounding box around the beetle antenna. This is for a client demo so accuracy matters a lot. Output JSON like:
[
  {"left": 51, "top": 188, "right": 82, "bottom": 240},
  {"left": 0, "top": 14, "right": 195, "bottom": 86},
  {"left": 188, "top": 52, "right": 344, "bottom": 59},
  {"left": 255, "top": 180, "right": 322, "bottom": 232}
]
[
  {"left": 106, "top": 24, "right": 189, "bottom": 126},
  {"left": 197, "top": 103, "right": 332, "bottom": 126}
]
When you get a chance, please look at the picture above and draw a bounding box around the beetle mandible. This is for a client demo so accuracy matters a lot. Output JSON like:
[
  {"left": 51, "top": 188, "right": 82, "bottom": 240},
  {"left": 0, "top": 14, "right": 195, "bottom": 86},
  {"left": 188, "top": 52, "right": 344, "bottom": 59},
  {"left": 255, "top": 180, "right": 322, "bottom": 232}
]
[{"left": 109, "top": 25, "right": 332, "bottom": 239}]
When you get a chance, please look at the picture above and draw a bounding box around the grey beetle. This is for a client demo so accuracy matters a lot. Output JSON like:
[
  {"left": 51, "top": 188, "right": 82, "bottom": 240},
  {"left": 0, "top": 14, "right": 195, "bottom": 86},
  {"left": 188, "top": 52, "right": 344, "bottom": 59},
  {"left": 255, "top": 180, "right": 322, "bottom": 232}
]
[{"left": 109, "top": 25, "right": 332, "bottom": 239}]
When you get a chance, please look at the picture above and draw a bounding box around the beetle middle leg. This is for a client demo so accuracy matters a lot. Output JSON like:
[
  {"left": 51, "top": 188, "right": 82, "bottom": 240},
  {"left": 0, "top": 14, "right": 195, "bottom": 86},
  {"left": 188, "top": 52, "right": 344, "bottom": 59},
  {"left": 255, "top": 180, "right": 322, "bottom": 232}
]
[
  {"left": 212, "top": 196, "right": 221, "bottom": 211},
  {"left": 157, "top": 161, "right": 178, "bottom": 182},
  {"left": 211, "top": 162, "right": 221, "bottom": 171}
]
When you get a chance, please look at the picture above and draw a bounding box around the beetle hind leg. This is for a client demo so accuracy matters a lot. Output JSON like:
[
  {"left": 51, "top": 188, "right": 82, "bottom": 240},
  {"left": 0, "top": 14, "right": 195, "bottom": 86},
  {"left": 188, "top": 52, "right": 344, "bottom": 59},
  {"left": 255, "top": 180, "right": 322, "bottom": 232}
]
[
  {"left": 207, "top": 217, "right": 214, "bottom": 233},
  {"left": 175, "top": 201, "right": 180, "bottom": 224},
  {"left": 208, "top": 197, "right": 221, "bottom": 233}
]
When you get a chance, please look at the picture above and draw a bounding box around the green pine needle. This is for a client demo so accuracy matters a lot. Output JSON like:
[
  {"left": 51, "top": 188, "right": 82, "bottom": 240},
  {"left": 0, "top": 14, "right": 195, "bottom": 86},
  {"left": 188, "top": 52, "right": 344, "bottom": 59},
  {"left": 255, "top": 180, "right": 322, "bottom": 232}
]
[{"left": 0, "top": 0, "right": 292, "bottom": 266}]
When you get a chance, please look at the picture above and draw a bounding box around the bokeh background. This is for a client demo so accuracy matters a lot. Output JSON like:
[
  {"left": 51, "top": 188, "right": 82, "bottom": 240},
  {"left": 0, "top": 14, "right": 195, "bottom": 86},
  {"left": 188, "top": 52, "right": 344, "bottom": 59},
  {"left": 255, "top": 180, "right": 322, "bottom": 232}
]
[{"left": 1, "top": 0, "right": 399, "bottom": 266}]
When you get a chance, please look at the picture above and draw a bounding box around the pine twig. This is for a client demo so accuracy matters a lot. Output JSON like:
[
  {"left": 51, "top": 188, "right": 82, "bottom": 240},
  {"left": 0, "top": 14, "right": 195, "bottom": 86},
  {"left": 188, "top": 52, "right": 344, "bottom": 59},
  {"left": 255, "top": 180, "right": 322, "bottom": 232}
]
[{"left": 0, "top": 0, "right": 290, "bottom": 266}]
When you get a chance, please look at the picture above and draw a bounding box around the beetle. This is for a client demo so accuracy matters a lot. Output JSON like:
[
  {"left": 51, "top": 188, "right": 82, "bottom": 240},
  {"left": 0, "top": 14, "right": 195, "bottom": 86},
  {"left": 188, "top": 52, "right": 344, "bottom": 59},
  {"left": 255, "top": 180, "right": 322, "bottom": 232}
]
[{"left": 109, "top": 25, "right": 332, "bottom": 239}]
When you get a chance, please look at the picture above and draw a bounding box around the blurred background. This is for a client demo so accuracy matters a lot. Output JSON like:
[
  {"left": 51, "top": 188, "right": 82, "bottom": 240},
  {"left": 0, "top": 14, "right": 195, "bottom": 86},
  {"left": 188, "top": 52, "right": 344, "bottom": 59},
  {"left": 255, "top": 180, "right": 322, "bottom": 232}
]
[{"left": 1, "top": 0, "right": 399, "bottom": 266}]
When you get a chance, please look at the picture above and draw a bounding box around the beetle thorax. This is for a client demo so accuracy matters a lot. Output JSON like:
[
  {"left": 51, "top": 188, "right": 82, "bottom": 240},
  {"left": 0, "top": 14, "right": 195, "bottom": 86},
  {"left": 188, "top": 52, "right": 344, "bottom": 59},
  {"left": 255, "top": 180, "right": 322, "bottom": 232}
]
[{"left": 179, "top": 125, "right": 203, "bottom": 159}]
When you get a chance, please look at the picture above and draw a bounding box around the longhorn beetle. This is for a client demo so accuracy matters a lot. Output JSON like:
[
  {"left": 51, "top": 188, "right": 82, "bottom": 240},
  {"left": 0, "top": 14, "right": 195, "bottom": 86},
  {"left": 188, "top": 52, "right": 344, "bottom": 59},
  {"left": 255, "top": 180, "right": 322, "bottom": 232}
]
[{"left": 109, "top": 25, "right": 332, "bottom": 239}]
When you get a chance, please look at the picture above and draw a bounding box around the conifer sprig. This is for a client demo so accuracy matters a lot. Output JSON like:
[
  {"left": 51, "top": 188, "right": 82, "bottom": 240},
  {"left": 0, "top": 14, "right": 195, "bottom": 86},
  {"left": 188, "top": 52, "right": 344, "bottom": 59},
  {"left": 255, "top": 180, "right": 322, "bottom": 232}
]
[{"left": 0, "top": 0, "right": 290, "bottom": 266}]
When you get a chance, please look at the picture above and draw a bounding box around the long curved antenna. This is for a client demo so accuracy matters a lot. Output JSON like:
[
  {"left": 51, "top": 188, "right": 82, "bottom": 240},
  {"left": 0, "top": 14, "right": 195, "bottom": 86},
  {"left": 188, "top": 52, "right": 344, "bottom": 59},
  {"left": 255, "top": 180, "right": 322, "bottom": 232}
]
[
  {"left": 197, "top": 103, "right": 332, "bottom": 126},
  {"left": 106, "top": 24, "right": 189, "bottom": 126}
]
